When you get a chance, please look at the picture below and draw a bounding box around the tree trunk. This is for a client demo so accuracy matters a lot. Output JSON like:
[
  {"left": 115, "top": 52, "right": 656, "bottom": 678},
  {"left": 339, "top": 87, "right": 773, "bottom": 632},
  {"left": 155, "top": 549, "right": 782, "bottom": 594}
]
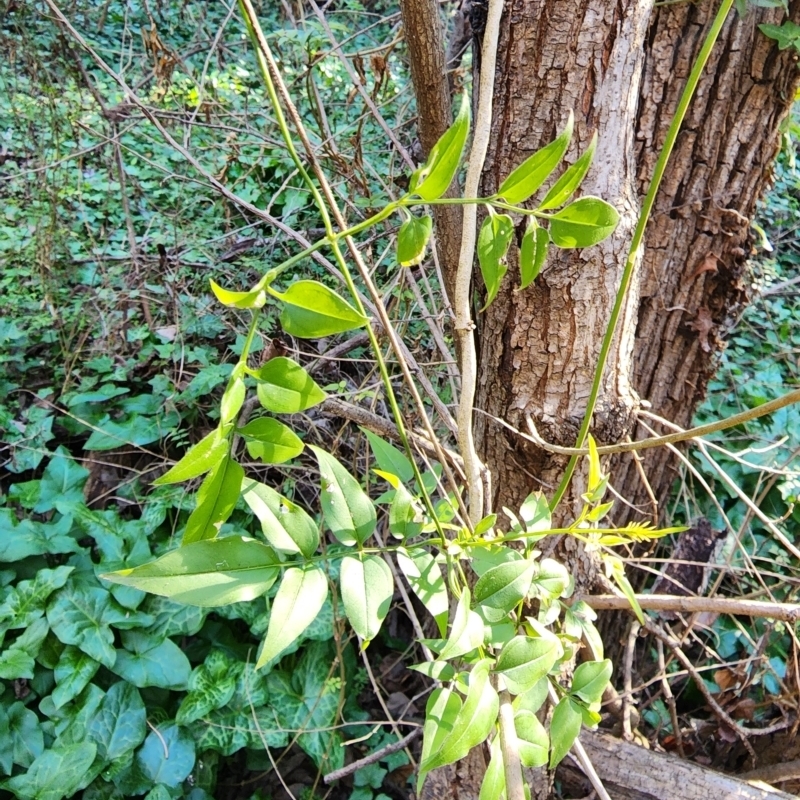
[{"left": 475, "top": 1, "right": 800, "bottom": 542}]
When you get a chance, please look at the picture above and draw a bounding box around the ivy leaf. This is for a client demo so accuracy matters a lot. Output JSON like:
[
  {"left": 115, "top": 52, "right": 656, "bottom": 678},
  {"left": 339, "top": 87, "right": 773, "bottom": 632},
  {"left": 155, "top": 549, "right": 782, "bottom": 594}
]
[
  {"left": 176, "top": 651, "right": 241, "bottom": 725},
  {"left": 210, "top": 278, "right": 266, "bottom": 309},
  {"left": 494, "top": 635, "right": 562, "bottom": 694},
  {"left": 52, "top": 647, "right": 100, "bottom": 709},
  {"left": 478, "top": 211, "right": 514, "bottom": 309},
  {"left": 238, "top": 418, "right": 304, "bottom": 464},
  {"left": 340, "top": 554, "right": 394, "bottom": 644},
  {"left": 310, "top": 445, "right": 377, "bottom": 546},
  {"left": 136, "top": 724, "right": 196, "bottom": 788},
  {"left": 473, "top": 560, "right": 536, "bottom": 621},
  {"left": 102, "top": 536, "right": 280, "bottom": 607},
  {"left": 3, "top": 742, "right": 97, "bottom": 800},
  {"left": 549, "top": 697, "right": 583, "bottom": 768},
  {"left": 112, "top": 631, "right": 191, "bottom": 690},
  {"left": 250, "top": 357, "right": 327, "bottom": 413},
  {"left": 273, "top": 280, "right": 367, "bottom": 338},
  {"left": 0, "top": 565, "right": 73, "bottom": 629},
  {"left": 396, "top": 548, "right": 448, "bottom": 636},
  {"left": 759, "top": 21, "right": 800, "bottom": 51},
  {"left": 241, "top": 478, "right": 319, "bottom": 557},
  {"left": 549, "top": 196, "right": 619, "bottom": 248},
  {"left": 519, "top": 218, "right": 550, "bottom": 289},
  {"left": 86, "top": 681, "right": 147, "bottom": 761},
  {"left": 0, "top": 512, "right": 80, "bottom": 562},
  {"left": 539, "top": 130, "right": 597, "bottom": 210},
  {"left": 256, "top": 565, "right": 329, "bottom": 669},
  {"left": 182, "top": 455, "right": 244, "bottom": 544},
  {"left": 411, "top": 93, "right": 470, "bottom": 201},
  {"left": 570, "top": 659, "right": 612, "bottom": 705},
  {"left": 152, "top": 430, "right": 228, "bottom": 486},
  {"left": 397, "top": 214, "right": 433, "bottom": 267},
  {"left": 515, "top": 710, "right": 549, "bottom": 767},
  {"left": 497, "top": 111, "right": 573, "bottom": 204}
]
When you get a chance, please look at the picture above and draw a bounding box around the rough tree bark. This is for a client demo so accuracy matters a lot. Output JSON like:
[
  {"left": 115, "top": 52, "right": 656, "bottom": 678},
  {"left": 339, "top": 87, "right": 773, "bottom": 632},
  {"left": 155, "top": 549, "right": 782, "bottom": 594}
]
[{"left": 474, "top": 0, "right": 800, "bottom": 550}]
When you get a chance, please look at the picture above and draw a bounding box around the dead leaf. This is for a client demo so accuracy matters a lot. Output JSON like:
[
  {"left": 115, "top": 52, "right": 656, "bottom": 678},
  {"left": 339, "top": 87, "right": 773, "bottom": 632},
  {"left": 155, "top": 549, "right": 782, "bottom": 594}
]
[
  {"left": 689, "top": 307, "right": 715, "bottom": 353},
  {"left": 689, "top": 252, "right": 720, "bottom": 282}
]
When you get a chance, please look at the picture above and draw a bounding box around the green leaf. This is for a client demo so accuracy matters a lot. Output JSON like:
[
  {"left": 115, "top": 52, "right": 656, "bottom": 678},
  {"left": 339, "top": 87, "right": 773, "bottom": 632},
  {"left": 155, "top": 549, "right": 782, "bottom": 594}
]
[
  {"left": 210, "top": 278, "right": 266, "bottom": 309},
  {"left": 549, "top": 696, "right": 582, "bottom": 768},
  {"left": 759, "top": 21, "right": 800, "bottom": 50},
  {"left": 519, "top": 218, "right": 550, "bottom": 289},
  {"left": 136, "top": 724, "right": 196, "bottom": 788},
  {"left": 0, "top": 565, "right": 73, "bottom": 629},
  {"left": 176, "top": 651, "right": 241, "bottom": 725},
  {"left": 241, "top": 478, "right": 319, "bottom": 557},
  {"left": 438, "top": 588, "right": 484, "bottom": 661},
  {"left": 534, "top": 558, "right": 570, "bottom": 599},
  {"left": 473, "top": 560, "right": 536, "bottom": 621},
  {"left": 363, "top": 429, "right": 415, "bottom": 483},
  {"left": 494, "top": 635, "right": 562, "bottom": 695},
  {"left": 34, "top": 447, "right": 90, "bottom": 513},
  {"left": 418, "top": 688, "right": 462, "bottom": 792},
  {"left": 311, "top": 445, "right": 377, "bottom": 546},
  {"left": 0, "top": 512, "right": 80, "bottom": 562},
  {"left": 257, "top": 565, "right": 328, "bottom": 668},
  {"left": 478, "top": 211, "right": 514, "bottom": 309},
  {"left": 540, "top": 130, "right": 597, "bottom": 210},
  {"left": 549, "top": 196, "right": 620, "bottom": 249},
  {"left": 112, "top": 631, "right": 191, "bottom": 690},
  {"left": 570, "top": 659, "right": 612, "bottom": 705},
  {"left": 182, "top": 455, "right": 244, "bottom": 544},
  {"left": 412, "top": 93, "right": 470, "bottom": 201},
  {"left": 422, "top": 661, "right": 498, "bottom": 773},
  {"left": 0, "top": 648, "right": 34, "bottom": 680},
  {"left": 513, "top": 678, "right": 550, "bottom": 715},
  {"left": 251, "top": 357, "right": 327, "bottom": 413},
  {"left": 519, "top": 491, "right": 552, "bottom": 535},
  {"left": 340, "top": 554, "right": 394, "bottom": 644},
  {"left": 52, "top": 647, "right": 100, "bottom": 709},
  {"left": 87, "top": 681, "right": 147, "bottom": 760},
  {"left": 408, "top": 661, "right": 456, "bottom": 681},
  {"left": 5, "top": 702, "right": 44, "bottom": 769},
  {"left": 479, "top": 734, "right": 506, "bottom": 800},
  {"left": 238, "top": 417, "right": 304, "bottom": 464},
  {"left": 152, "top": 430, "right": 228, "bottom": 486},
  {"left": 606, "top": 555, "right": 644, "bottom": 624},
  {"left": 497, "top": 111, "right": 573, "bottom": 204},
  {"left": 397, "top": 214, "right": 433, "bottom": 266},
  {"left": 388, "top": 480, "right": 424, "bottom": 540},
  {"left": 396, "top": 548, "right": 448, "bottom": 636},
  {"left": 220, "top": 377, "right": 246, "bottom": 425},
  {"left": 102, "top": 536, "right": 280, "bottom": 606},
  {"left": 4, "top": 742, "right": 97, "bottom": 800},
  {"left": 515, "top": 710, "right": 549, "bottom": 767},
  {"left": 273, "top": 280, "right": 367, "bottom": 338},
  {"left": 46, "top": 585, "right": 135, "bottom": 668}
]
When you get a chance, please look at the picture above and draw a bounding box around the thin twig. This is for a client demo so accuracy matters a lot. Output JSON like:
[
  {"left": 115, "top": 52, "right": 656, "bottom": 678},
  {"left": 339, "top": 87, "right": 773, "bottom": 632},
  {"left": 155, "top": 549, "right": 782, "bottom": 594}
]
[
  {"left": 622, "top": 621, "right": 639, "bottom": 741},
  {"left": 323, "top": 728, "right": 422, "bottom": 784},
  {"left": 657, "top": 638, "right": 685, "bottom": 757}
]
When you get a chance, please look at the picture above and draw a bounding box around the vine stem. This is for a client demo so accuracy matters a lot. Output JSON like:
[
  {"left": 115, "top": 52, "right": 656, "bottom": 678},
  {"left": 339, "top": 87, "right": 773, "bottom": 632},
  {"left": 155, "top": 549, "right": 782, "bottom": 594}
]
[
  {"left": 549, "top": 0, "right": 736, "bottom": 511},
  {"left": 454, "top": 0, "right": 506, "bottom": 525},
  {"left": 497, "top": 684, "right": 526, "bottom": 800}
]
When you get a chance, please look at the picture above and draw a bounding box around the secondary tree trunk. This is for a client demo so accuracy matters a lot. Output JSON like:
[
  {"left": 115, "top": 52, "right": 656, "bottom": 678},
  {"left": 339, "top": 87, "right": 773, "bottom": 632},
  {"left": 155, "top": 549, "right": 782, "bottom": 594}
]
[{"left": 474, "top": 1, "right": 800, "bottom": 546}]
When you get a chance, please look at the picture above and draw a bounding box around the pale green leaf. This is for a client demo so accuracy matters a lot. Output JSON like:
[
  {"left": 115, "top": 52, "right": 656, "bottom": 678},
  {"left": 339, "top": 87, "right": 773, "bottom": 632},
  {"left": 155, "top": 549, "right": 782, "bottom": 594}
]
[
  {"left": 3, "top": 742, "right": 96, "bottom": 800},
  {"left": 497, "top": 111, "right": 573, "bottom": 204},
  {"left": 396, "top": 548, "right": 448, "bottom": 636},
  {"left": 87, "top": 681, "right": 147, "bottom": 760},
  {"left": 182, "top": 455, "right": 244, "bottom": 544},
  {"left": 273, "top": 280, "right": 367, "bottom": 338},
  {"left": 241, "top": 478, "right": 319, "bottom": 557},
  {"left": 479, "top": 734, "right": 505, "bottom": 800},
  {"left": 519, "top": 218, "right": 550, "bottom": 289},
  {"left": 495, "top": 635, "right": 562, "bottom": 695},
  {"left": 515, "top": 709, "right": 549, "bottom": 767},
  {"left": 102, "top": 536, "right": 280, "bottom": 607},
  {"left": 153, "top": 430, "right": 228, "bottom": 486},
  {"left": 397, "top": 214, "right": 433, "bottom": 266},
  {"left": 539, "top": 130, "right": 597, "bottom": 210},
  {"left": 362, "top": 429, "right": 414, "bottom": 483},
  {"left": 251, "top": 357, "right": 327, "bottom": 413},
  {"left": 549, "top": 697, "right": 582, "bottom": 768},
  {"left": 417, "top": 688, "right": 462, "bottom": 792},
  {"left": 210, "top": 279, "right": 266, "bottom": 309},
  {"left": 438, "top": 588, "right": 484, "bottom": 661},
  {"left": 473, "top": 561, "right": 536, "bottom": 621},
  {"left": 310, "top": 445, "right": 377, "bottom": 546},
  {"left": 256, "top": 565, "right": 328, "bottom": 668},
  {"left": 238, "top": 418, "right": 304, "bottom": 464},
  {"left": 478, "top": 211, "right": 514, "bottom": 309},
  {"left": 112, "top": 631, "right": 191, "bottom": 690},
  {"left": 570, "top": 659, "right": 612, "bottom": 705},
  {"left": 340, "top": 554, "right": 394, "bottom": 644},
  {"left": 549, "top": 196, "right": 619, "bottom": 249},
  {"left": 220, "top": 377, "right": 246, "bottom": 425}
]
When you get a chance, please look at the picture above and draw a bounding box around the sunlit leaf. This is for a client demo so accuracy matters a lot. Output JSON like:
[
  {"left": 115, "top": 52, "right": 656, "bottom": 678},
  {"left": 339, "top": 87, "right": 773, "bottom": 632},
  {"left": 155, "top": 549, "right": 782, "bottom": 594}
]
[
  {"left": 438, "top": 588, "right": 484, "bottom": 660},
  {"left": 310, "top": 445, "right": 377, "bottom": 546},
  {"left": 153, "top": 431, "right": 228, "bottom": 486},
  {"left": 549, "top": 696, "right": 582, "bottom": 768},
  {"left": 570, "top": 659, "right": 612, "bottom": 705},
  {"left": 478, "top": 211, "right": 514, "bottom": 309},
  {"left": 549, "top": 196, "right": 619, "bottom": 249},
  {"left": 238, "top": 417, "right": 304, "bottom": 464},
  {"left": 250, "top": 357, "right": 327, "bottom": 413},
  {"left": 473, "top": 560, "right": 536, "bottom": 621},
  {"left": 539, "top": 131, "right": 597, "bottom": 210},
  {"left": 220, "top": 377, "right": 246, "bottom": 425},
  {"left": 340, "top": 554, "right": 394, "bottom": 644},
  {"left": 101, "top": 536, "right": 280, "bottom": 607},
  {"left": 210, "top": 279, "right": 266, "bottom": 309},
  {"left": 497, "top": 111, "right": 574, "bottom": 204},
  {"left": 397, "top": 214, "right": 433, "bottom": 267},
  {"left": 273, "top": 280, "right": 367, "bottom": 338},
  {"left": 182, "top": 455, "right": 244, "bottom": 544},
  {"left": 478, "top": 734, "right": 505, "bottom": 800},
  {"left": 519, "top": 218, "right": 550, "bottom": 289},
  {"left": 495, "top": 635, "right": 562, "bottom": 695},
  {"left": 515, "top": 709, "right": 549, "bottom": 767},
  {"left": 257, "top": 565, "right": 328, "bottom": 668},
  {"left": 396, "top": 547, "right": 449, "bottom": 636},
  {"left": 418, "top": 688, "right": 462, "bottom": 791}
]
